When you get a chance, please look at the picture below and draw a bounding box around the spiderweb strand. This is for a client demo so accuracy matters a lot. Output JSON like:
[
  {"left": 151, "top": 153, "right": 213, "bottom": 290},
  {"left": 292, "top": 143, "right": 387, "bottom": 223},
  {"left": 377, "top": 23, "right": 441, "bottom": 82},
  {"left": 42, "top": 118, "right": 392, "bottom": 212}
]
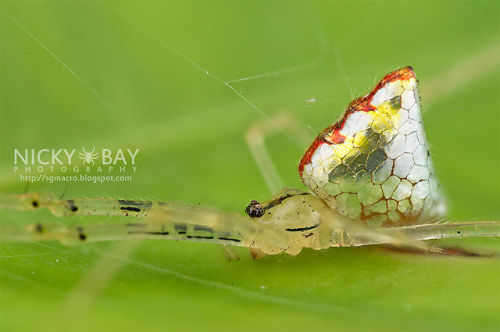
[
  {"left": 0, "top": 6, "right": 112, "bottom": 111},
  {"left": 225, "top": 32, "right": 329, "bottom": 84},
  {"left": 111, "top": 10, "right": 293, "bottom": 138}
]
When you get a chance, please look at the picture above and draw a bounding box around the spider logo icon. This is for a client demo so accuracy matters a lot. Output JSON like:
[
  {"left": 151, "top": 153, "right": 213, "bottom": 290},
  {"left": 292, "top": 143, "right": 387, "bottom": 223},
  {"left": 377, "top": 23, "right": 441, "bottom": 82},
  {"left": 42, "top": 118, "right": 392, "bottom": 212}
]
[{"left": 79, "top": 147, "right": 99, "bottom": 165}]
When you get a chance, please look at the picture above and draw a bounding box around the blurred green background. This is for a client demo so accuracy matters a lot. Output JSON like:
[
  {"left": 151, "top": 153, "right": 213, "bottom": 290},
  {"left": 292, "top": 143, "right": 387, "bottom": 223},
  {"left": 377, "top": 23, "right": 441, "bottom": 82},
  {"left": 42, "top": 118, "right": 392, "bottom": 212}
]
[{"left": 0, "top": 1, "right": 499, "bottom": 331}]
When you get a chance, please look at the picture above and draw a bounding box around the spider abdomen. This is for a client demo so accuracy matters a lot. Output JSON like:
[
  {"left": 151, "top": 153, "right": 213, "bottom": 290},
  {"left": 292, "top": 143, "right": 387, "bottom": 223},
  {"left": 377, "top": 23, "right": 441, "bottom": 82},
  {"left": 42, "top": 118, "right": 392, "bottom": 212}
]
[{"left": 299, "top": 67, "right": 446, "bottom": 227}]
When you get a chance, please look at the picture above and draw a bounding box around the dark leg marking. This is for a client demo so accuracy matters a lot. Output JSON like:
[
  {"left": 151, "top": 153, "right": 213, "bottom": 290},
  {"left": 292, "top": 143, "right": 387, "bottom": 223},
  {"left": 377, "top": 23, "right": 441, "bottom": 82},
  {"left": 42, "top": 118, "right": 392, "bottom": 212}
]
[
  {"left": 174, "top": 224, "right": 188, "bottom": 234},
  {"left": 186, "top": 235, "right": 214, "bottom": 240},
  {"left": 66, "top": 200, "right": 78, "bottom": 212},
  {"left": 120, "top": 206, "right": 141, "bottom": 213},
  {"left": 76, "top": 227, "right": 87, "bottom": 241},
  {"left": 118, "top": 200, "right": 152, "bottom": 208},
  {"left": 128, "top": 231, "right": 170, "bottom": 236},
  {"left": 118, "top": 200, "right": 153, "bottom": 213},
  {"left": 125, "top": 223, "right": 147, "bottom": 227},
  {"left": 193, "top": 225, "right": 214, "bottom": 233},
  {"left": 218, "top": 237, "right": 241, "bottom": 243},
  {"left": 285, "top": 223, "right": 319, "bottom": 232}
]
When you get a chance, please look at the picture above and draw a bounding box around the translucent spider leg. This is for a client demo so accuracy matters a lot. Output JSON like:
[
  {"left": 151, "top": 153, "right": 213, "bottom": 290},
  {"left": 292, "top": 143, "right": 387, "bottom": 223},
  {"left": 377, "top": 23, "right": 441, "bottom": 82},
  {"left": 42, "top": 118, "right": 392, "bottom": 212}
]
[
  {"left": 0, "top": 192, "right": 292, "bottom": 257},
  {"left": 0, "top": 218, "right": 267, "bottom": 247},
  {"left": 1, "top": 192, "right": 499, "bottom": 255},
  {"left": 393, "top": 222, "right": 500, "bottom": 241},
  {"left": 332, "top": 221, "right": 500, "bottom": 248},
  {"left": 246, "top": 112, "right": 312, "bottom": 194},
  {"left": 0, "top": 192, "right": 290, "bottom": 254},
  {"left": 0, "top": 191, "right": 170, "bottom": 217},
  {"left": 1, "top": 209, "right": 499, "bottom": 255}
]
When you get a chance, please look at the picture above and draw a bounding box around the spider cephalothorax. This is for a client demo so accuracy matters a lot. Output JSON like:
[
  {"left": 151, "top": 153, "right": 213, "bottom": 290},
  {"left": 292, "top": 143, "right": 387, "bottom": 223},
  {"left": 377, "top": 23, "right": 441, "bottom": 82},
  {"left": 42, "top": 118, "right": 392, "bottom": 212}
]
[{"left": 299, "top": 67, "right": 446, "bottom": 226}]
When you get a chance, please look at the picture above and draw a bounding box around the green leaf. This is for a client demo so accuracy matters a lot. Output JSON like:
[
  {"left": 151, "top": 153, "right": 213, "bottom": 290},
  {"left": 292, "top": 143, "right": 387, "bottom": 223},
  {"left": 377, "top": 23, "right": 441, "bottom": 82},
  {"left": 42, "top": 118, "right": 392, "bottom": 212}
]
[{"left": 1, "top": 1, "right": 499, "bottom": 331}]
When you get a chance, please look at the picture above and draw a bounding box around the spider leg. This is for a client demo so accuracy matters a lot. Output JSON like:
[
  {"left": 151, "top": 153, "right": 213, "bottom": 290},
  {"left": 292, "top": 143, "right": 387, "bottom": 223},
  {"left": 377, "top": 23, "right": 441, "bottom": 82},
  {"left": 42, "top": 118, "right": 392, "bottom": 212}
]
[
  {"left": 0, "top": 194, "right": 291, "bottom": 255},
  {"left": 245, "top": 112, "right": 312, "bottom": 194},
  {"left": 376, "top": 245, "right": 494, "bottom": 257},
  {"left": 331, "top": 219, "right": 499, "bottom": 255},
  {"left": 249, "top": 248, "right": 267, "bottom": 259},
  {"left": 325, "top": 214, "right": 435, "bottom": 252},
  {"left": 221, "top": 244, "right": 240, "bottom": 260}
]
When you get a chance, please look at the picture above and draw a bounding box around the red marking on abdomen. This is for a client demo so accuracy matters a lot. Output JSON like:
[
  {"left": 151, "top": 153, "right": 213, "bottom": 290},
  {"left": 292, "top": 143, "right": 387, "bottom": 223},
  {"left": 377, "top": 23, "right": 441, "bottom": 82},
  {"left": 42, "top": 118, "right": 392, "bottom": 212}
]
[
  {"left": 325, "top": 130, "right": 346, "bottom": 144},
  {"left": 298, "top": 138, "right": 324, "bottom": 175},
  {"left": 298, "top": 66, "right": 415, "bottom": 178}
]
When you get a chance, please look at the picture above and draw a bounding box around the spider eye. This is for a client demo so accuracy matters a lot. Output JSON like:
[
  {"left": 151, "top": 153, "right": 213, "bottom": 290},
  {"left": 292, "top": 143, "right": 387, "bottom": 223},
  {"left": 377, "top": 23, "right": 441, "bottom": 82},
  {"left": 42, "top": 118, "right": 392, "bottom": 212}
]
[{"left": 245, "top": 200, "right": 264, "bottom": 218}]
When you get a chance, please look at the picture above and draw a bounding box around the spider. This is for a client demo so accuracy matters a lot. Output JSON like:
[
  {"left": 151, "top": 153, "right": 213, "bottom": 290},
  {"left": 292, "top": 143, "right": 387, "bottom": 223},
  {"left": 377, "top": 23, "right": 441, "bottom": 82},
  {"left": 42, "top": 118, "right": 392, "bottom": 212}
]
[
  {"left": 1, "top": 67, "right": 498, "bottom": 258},
  {"left": 79, "top": 147, "right": 98, "bottom": 165}
]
